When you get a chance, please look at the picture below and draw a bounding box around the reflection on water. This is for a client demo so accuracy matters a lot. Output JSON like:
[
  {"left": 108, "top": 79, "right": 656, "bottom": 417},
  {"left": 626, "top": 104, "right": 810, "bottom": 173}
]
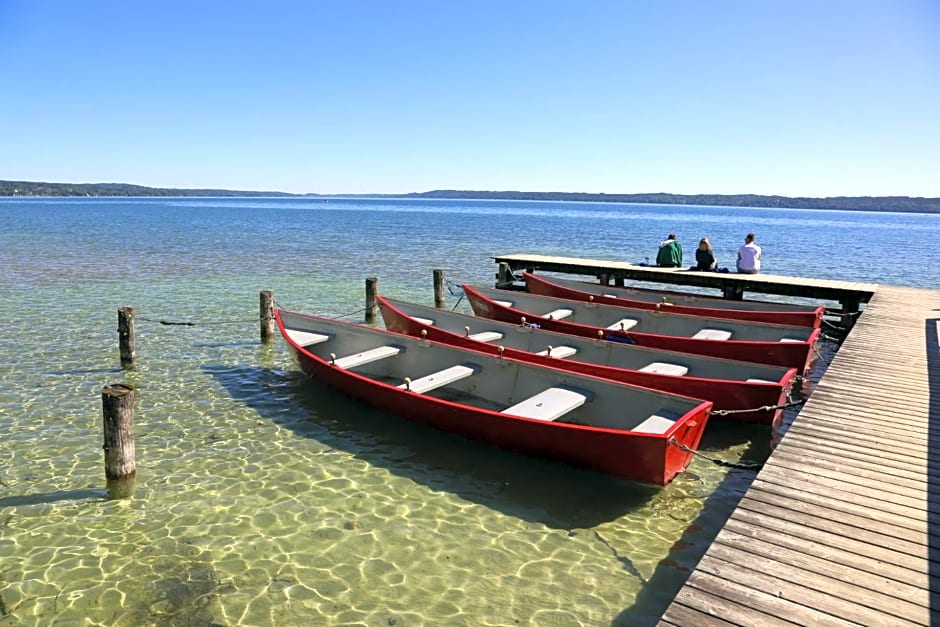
[{"left": 0, "top": 197, "right": 890, "bottom": 625}]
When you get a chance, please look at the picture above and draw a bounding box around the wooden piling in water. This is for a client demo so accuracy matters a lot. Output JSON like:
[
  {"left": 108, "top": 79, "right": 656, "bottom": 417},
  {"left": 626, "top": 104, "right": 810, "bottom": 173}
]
[
  {"left": 260, "top": 290, "right": 275, "bottom": 342},
  {"left": 101, "top": 383, "right": 135, "bottom": 499},
  {"left": 365, "top": 277, "right": 378, "bottom": 323},
  {"left": 433, "top": 269, "right": 445, "bottom": 308},
  {"left": 496, "top": 262, "right": 514, "bottom": 288},
  {"left": 118, "top": 307, "right": 135, "bottom": 369}
]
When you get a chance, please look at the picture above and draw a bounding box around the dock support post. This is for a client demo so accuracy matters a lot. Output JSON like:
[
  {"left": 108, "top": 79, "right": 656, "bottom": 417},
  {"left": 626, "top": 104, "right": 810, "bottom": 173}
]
[
  {"left": 614, "top": 276, "right": 625, "bottom": 287},
  {"left": 118, "top": 307, "right": 135, "bottom": 369},
  {"left": 598, "top": 273, "right": 610, "bottom": 286},
  {"left": 102, "top": 383, "right": 135, "bottom": 499},
  {"left": 260, "top": 290, "right": 275, "bottom": 342},
  {"left": 365, "top": 277, "right": 378, "bottom": 323},
  {"left": 723, "top": 285, "right": 745, "bottom": 300},
  {"left": 433, "top": 269, "right": 445, "bottom": 308},
  {"left": 840, "top": 297, "right": 861, "bottom": 330},
  {"left": 496, "top": 263, "right": 514, "bottom": 289}
]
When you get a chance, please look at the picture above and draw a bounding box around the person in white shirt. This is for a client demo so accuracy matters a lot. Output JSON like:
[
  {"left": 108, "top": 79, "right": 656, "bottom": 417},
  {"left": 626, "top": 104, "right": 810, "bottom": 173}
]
[{"left": 736, "top": 233, "right": 762, "bottom": 274}]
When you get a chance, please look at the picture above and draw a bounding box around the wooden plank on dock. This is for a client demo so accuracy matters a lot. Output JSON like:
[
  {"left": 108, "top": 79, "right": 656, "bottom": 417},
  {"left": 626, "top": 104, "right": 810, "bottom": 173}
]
[{"left": 659, "top": 284, "right": 940, "bottom": 626}]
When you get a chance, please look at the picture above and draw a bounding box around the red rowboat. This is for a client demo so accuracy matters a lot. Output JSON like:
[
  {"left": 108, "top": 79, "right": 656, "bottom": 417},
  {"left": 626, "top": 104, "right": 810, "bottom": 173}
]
[
  {"left": 524, "top": 272, "right": 824, "bottom": 328},
  {"left": 463, "top": 284, "right": 821, "bottom": 375},
  {"left": 378, "top": 295, "right": 797, "bottom": 426},
  {"left": 277, "top": 308, "right": 711, "bottom": 485}
]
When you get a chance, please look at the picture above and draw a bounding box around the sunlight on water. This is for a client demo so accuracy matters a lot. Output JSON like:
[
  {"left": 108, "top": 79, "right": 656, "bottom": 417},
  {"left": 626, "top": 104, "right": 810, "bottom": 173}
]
[{"left": 0, "top": 197, "right": 935, "bottom": 625}]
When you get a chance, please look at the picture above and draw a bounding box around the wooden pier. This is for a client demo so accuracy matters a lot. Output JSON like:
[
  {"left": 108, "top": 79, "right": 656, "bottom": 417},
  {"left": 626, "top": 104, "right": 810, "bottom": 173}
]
[
  {"left": 659, "top": 283, "right": 940, "bottom": 626},
  {"left": 492, "top": 255, "right": 940, "bottom": 625},
  {"left": 492, "top": 253, "right": 877, "bottom": 323}
]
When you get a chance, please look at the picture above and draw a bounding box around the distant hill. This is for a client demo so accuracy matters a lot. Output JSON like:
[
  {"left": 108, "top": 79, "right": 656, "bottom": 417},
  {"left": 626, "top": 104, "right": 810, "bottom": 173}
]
[
  {"left": 2, "top": 179, "right": 938, "bottom": 213},
  {"left": 0, "top": 180, "right": 294, "bottom": 198},
  {"left": 405, "top": 190, "right": 940, "bottom": 213}
]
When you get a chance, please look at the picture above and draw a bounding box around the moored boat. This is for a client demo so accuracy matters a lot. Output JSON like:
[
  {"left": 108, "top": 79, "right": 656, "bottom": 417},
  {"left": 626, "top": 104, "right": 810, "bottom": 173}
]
[
  {"left": 378, "top": 295, "right": 798, "bottom": 426},
  {"left": 276, "top": 309, "right": 712, "bottom": 485},
  {"left": 524, "top": 272, "right": 825, "bottom": 328},
  {"left": 463, "top": 284, "right": 821, "bottom": 374}
]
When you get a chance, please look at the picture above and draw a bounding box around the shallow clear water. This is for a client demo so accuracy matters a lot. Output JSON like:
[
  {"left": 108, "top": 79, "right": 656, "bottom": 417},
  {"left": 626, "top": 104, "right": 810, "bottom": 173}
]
[{"left": 0, "top": 198, "right": 936, "bottom": 625}]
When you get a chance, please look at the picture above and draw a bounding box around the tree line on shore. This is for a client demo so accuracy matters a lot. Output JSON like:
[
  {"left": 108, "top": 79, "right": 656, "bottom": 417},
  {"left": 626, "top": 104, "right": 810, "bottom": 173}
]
[{"left": 2, "top": 179, "right": 937, "bottom": 213}]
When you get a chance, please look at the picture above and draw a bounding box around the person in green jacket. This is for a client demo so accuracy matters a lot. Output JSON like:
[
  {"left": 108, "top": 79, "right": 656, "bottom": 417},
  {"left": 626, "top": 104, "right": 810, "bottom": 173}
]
[{"left": 656, "top": 233, "right": 683, "bottom": 267}]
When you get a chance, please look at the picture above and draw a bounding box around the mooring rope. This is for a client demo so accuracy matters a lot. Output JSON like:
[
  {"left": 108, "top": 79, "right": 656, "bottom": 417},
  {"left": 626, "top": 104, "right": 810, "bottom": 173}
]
[
  {"left": 709, "top": 394, "right": 804, "bottom": 417},
  {"left": 669, "top": 438, "right": 764, "bottom": 471}
]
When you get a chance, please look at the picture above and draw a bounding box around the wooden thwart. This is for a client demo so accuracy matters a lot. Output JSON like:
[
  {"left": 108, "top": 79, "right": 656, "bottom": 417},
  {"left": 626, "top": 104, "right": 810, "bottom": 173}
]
[
  {"left": 400, "top": 364, "right": 476, "bottom": 394},
  {"left": 502, "top": 387, "right": 587, "bottom": 421},
  {"left": 333, "top": 345, "right": 401, "bottom": 369}
]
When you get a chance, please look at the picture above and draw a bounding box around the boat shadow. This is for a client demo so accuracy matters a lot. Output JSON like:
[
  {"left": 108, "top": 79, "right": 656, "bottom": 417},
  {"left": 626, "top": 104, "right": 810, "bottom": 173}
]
[{"left": 203, "top": 363, "right": 661, "bottom": 529}]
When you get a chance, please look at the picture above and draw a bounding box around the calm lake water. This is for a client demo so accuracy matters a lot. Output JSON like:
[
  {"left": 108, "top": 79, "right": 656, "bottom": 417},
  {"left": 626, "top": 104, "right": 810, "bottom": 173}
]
[{"left": 1, "top": 197, "right": 938, "bottom": 626}]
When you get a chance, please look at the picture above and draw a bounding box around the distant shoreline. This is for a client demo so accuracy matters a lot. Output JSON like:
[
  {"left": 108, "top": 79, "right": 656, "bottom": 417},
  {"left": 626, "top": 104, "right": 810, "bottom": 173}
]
[{"left": 2, "top": 179, "right": 938, "bottom": 213}]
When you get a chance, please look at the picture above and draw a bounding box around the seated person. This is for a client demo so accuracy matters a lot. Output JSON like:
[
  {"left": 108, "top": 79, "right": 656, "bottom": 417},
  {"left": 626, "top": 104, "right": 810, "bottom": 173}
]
[
  {"left": 694, "top": 237, "right": 717, "bottom": 271},
  {"left": 737, "top": 233, "right": 762, "bottom": 274},
  {"left": 656, "top": 234, "right": 683, "bottom": 268}
]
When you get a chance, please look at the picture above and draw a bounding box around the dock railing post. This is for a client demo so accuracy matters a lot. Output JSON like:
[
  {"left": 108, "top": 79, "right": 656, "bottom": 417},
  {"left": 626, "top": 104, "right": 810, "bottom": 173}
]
[
  {"left": 260, "top": 290, "right": 275, "bottom": 342},
  {"left": 102, "top": 383, "right": 136, "bottom": 499},
  {"left": 365, "top": 277, "right": 378, "bottom": 323},
  {"left": 433, "top": 269, "right": 445, "bottom": 308},
  {"left": 118, "top": 307, "right": 135, "bottom": 369}
]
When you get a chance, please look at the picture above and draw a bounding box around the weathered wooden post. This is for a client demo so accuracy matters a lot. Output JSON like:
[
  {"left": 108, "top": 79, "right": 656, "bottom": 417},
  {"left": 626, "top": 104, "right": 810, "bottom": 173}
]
[
  {"left": 598, "top": 273, "right": 610, "bottom": 286},
  {"left": 260, "top": 290, "right": 275, "bottom": 342},
  {"left": 433, "top": 269, "right": 445, "bottom": 308},
  {"left": 118, "top": 307, "right": 135, "bottom": 369},
  {"left": 840, "top": 296, "right": 861, "bottom": 331},
  {"left": 723, "top": 285, "right": 745, "bottom": 300},
  {"left": 365, "top": 277, "right": 378, "bottom": 323},
  {"left": 496, "top": 263, "right": 514, "bottom": 288},
  {"left": 101, "top": 383, "right": 135, "bottom": 499}
]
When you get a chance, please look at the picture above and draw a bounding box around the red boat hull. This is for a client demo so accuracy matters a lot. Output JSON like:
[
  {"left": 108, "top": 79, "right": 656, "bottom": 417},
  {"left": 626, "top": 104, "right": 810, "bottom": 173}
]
[
  {"left": 524, "top": 272, "right": 824, "bottom": 328},
  {"left": 277, "top": 312, "right": 709, "bottom": 485},
  {"left": 463, "top": 285, "right": 821, "bottom": 375},
  {"left": 379, "top": 297, "right": 796, "bottom": 426}
]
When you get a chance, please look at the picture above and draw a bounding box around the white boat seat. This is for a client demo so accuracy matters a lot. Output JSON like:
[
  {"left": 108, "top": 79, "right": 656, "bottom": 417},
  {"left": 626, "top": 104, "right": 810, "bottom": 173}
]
[
  {"left": 632, "top": 411, "right": 680, "bottom": 434},
  {"left": 603, "top": 294, "right": 618, "bottom": 298},
  {"left": 285, "top": 330, "right": 330, "bottom": 347},
  {"left": 606, "top": 318, "right": 639, "bottom": 331},
  {"left": 501, "top": 387, "right": 587, "bottom": 421},
  {"left": 535, "top": 345, "right": 578, "bottom": 359},
  {"left": 639, "top": 362, "right": 689, "bottom": 376},
  {"left": 542, "top": 308, "right": 573, "bottom": 320},
  {"left": 468, "top": 331, "right": 504, "bottom": 342},
  {"left": 412, "top": 317, "right": 435, "bottom": 326},
  {"left": 399, "top": 364, "right": 476, "bottom": 394},
  {"left": 746, "top": 378, "right": 776, "bottom": 384},
  {"left": 333, "top": 345, "right": 401, "bottom": 369},
  {"left": 692, "top": 328, "right": 733, "bottom": 341},
  {"left": 779, "top": 337, "right": 804, "bottom": 343},
  {"left": 493, "top": 299, "right": 513, "bottom": 308}
]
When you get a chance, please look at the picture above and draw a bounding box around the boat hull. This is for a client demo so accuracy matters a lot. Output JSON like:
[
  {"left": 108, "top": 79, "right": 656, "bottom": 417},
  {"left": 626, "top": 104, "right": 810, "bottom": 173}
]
[
  {"left": 463, "top": 285, "right": 821, "bottom": 375},
  {"left": 524, "top": 272, "right": 824, "bottom": 328},
  {"left": 379, "top": 296, "right": 796, "bottom": 426},
  {"left": 277, "top": 311, "right": 711, "bottom": 485}
]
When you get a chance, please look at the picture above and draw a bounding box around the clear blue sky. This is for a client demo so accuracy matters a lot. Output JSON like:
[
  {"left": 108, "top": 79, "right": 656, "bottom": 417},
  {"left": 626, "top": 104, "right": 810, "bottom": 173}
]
[{"left": 1, "top": 1, "right": 938, "bottom": 196}]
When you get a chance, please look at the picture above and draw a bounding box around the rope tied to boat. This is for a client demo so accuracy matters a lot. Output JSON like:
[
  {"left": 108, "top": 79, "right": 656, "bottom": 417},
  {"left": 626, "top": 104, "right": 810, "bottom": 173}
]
[
  {"left": 669, "top": 438, "right": 764, "bottom": 471},
  {"left": 709, "top": 395, "right": 805, "bottom": 417}
]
